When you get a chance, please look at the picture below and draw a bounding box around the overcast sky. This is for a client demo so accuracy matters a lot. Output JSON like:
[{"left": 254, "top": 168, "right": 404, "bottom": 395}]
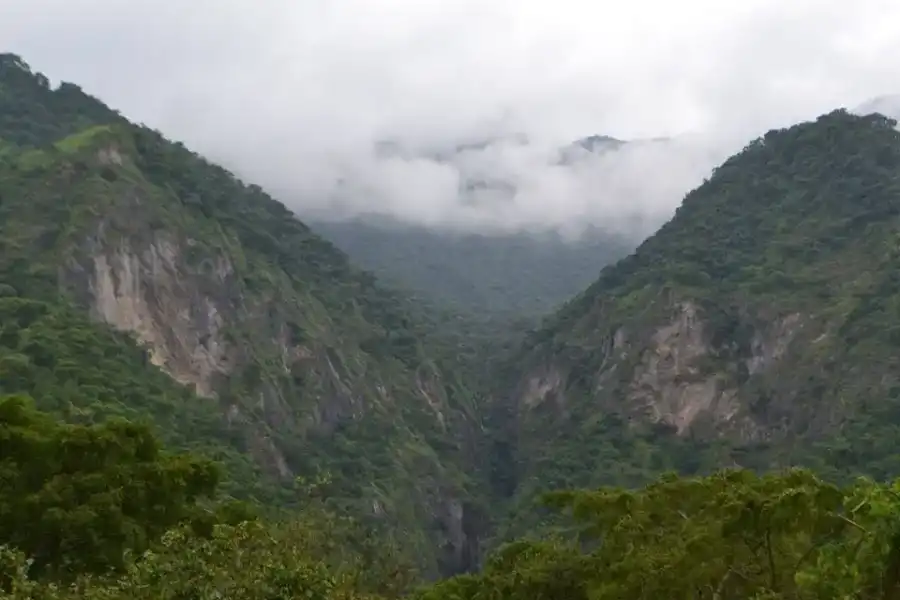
[{"left": 6, "top": 0, "right": 900, "bottom": 236}]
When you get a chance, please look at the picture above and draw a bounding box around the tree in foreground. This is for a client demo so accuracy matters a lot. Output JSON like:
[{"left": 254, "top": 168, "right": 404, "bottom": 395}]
[
  {"left": 417, "top": 468, "right": 900, "bottom": 600},
  {"left": 0, "top": 394, "right": 220, "bottom": 580}
]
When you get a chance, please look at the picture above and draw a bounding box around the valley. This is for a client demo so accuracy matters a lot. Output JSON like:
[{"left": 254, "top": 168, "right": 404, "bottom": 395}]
[
  {"left": 309, "top": 217, "right": 635, "bottom": 318},
  {"left": 5, "top": 51, "right": 900, "bottom": 599}
]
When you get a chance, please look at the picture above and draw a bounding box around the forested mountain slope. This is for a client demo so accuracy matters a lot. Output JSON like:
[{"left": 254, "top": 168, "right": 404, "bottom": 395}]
[
  {"left": 310, "top": 218, "right": 634, "bottom": 317},
  {"left": 492, "top": 109, "right": 900, "bottom": 536},
  {"left": 11, "top": 49, "right": 900, "bottom": 599},
  {"left": 0, "top": 53, "right": 484, "bottom": 577},
  {"left": 307, "top": 132, "right": 647, "bottom": 319}
]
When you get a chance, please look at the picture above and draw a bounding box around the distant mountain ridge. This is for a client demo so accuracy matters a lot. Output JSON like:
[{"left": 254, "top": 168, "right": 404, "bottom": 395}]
[
  {"left": 309, "top": 217, "right": 635, "bottom": 318},
  {"left": 306, "top": 133, "right": 654, "bottom": 317}
]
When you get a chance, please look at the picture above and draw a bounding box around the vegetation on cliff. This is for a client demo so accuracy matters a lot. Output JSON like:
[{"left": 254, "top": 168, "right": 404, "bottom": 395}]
[
  {"left": 11, "top": 49, "right": 900, "bottom": 599},
  {"left": 494, "top": 108, "right": 900, "bottom": 540},
  {"left": 0, "top": 52, "right": 483, "bottom": 577}
]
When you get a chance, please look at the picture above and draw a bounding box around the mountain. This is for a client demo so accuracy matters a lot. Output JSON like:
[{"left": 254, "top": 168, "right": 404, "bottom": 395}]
[
  {"left": 307, "top": 132, "right": 644, "bottom": 319},
  {"left": 557, "top": 134, "right": 628, "bottom": 164},
  {"left": 13, "top": 47, "right": 900, "bottom": 600},
  {"left": 368, "top": 132, "right": 626, "bottom": 203},
  {"left": 0, "top": 53, "right": 485, "bottom": 577},
  {"left": 310, "top": 218, "right": 634, "bottom": 318},
  {"left": 492, "top": 108, "right": 900, "bottom": 536},
  {"left": 308, "top": 130, "right": 719, "bottom": 319},
  {"left": 315, "top": 101, "right": 898, "bottom": 326}
]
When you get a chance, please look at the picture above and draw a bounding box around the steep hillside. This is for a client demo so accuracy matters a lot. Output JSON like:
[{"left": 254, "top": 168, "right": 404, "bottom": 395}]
[
  {"left": 0, "top": 53, "right": 484, "bottom": 577},
  {"left": 495, "top": 109, "right": 900, "bottom": 536},
  {"left": 310, "top": 218, "right": 633, "bottom": 317}
]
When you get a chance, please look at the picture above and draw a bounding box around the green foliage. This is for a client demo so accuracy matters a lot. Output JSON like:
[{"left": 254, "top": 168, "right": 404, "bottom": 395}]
[
  {"left": 494, "top": 109, "right": 900, "bottom": 544},
  {"left": 15, "top": 48, "right": 900, "bottom": 596},
  {"left": 0, "top": 395, "right": 219, "bottom": 580},
  {"left": 0, "top": 402, "right": 412, "bottom": 598},
  {"left": 311, "top": 218, "right": 633, "bottom": 318},
  {"left": 558, "top": 110, "right": 900, "bottom": 320},
  {"left": 125, "top": 127, "right": 431, "bottom": 371},
  {"left": 1, "top": 520, "right": 401, "bottom": 600},
  {"left": 420, "top": 469, "right": 900, "bottom": 600},
  {"left": 0, "top": 52, "right": 483, "bottom": 577},
  {"left": 0, "top": 54, "right": 124, "bottom": 148},
  {"left": 13, "top": 463, "right": 900, "bottom": 599},
  {"left": 0, "top": 296, "right": 268, "bottom": 501}
]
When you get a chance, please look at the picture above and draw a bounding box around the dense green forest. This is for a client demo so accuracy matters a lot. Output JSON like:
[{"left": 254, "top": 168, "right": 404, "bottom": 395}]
[
  {"left": 0, "top": 51, "right": 485, "bottom": 577},
  {"left": 492, "top": 108, "right": 900, "bottom": 541},
  {"left": 7, "top": 407, "right": 900, "bottom": 599},
  {"left": 9, "top": 50, "right": 900, "bottom": 599},
  {"left": 309, "top": 218, "right": 633, "bottom": 318}
]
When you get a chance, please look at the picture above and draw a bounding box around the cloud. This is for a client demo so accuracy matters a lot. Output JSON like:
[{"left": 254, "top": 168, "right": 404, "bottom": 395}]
[
  {"left": 5, "top": 0, "right": 900, "bottom": 238},
  {"left": 312, "top": 134, "right": 734, "bottom": 238}
]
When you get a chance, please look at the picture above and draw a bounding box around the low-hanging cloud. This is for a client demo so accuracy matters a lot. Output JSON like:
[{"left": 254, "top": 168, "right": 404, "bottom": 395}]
[
  {"left": 5, "top": 0, "right": 900, "bottom": 240},
  {"left": 301, "top": 133, "right": 739, "bottom": 239}
]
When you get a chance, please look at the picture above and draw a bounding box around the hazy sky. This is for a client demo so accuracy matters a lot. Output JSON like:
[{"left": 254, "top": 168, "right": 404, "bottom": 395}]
[{"left": 6, "top": 0, "right": 900, "bottom": 236}]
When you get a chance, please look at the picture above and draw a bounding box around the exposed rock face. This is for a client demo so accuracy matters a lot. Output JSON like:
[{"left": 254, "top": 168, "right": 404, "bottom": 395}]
[
  {"left": 513, "top": 301, "right": 813, "bottom": 443},
  {"left": 88, "top": 235, "right": 236, "bottom": 397},
  {"left": 745, "top": 312, "right": 803, "bottom": 376},
  {"left": 491, "top": 287, "right": 855, "bottom": 546},
  {"left": 520, "top": 367, "right": 564, "bottom": 410},
  {"left": 629, "top": 302, "right": 728, "bottom": 431}
]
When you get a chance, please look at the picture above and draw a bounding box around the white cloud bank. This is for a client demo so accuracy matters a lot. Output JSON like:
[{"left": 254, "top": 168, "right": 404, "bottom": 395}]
[{"left": 4, "top": 0, "right": 900, "bottom": 237}]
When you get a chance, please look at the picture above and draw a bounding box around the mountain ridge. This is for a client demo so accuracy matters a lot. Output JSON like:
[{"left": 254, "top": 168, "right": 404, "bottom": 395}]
[
  {"left": 488, "top": 108, "right": 900, "bottom": 538},
  {"left": 0, "top": 52, "right": 487, "bottom": 577}
]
